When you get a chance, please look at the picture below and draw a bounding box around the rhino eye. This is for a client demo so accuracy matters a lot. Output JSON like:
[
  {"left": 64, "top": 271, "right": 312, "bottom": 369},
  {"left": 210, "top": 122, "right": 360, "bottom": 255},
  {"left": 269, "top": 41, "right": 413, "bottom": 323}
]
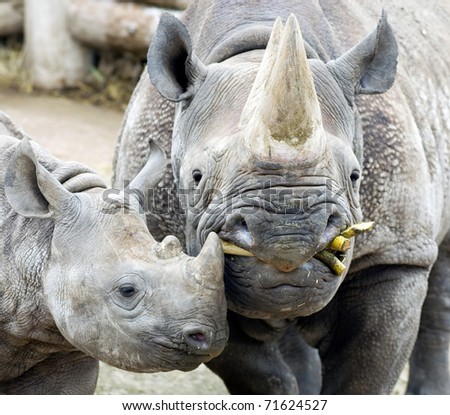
[
  {"left": 111, "top": 275, "right": 146, "bottom": 311},
  {"left": 350, "top": 170, "right": 361, "bottom": 184},
  {"left": 119, "top": 284, "right": 137, "bottom": 298},
  {"left": 192, "top": 169, "right": 203, "bottom": 185}
]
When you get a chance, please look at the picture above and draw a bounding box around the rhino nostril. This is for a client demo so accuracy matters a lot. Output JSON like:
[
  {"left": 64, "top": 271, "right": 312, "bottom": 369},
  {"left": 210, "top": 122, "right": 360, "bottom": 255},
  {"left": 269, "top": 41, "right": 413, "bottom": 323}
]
[
  {"left": 223, "top": 214, "right": 253, "bottom": 247},
  {"left": 236, "top": 219, "right": 252, "bottom": 246},
  {"left": 327, "top": 212, "right": 342, "bottom": 228},
  {"left": 189, "top": 332, "right": 206, "bottom": 343},
  {"left": 320, "top": 212, "right": 345, "bottom": 247},
  {"left": 183, "top": 329, "right": 211, "bottom": 355},
  {"left": 239, "top": 218, "right": 249, "bottom": 232}
]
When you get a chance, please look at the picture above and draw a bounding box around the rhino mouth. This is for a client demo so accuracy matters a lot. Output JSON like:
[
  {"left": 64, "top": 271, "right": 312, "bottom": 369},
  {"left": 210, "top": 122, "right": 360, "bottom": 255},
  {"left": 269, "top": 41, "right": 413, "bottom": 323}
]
[
  {"left": 221, "top": 240, "right": 347, "bottom": 276},
  {"left": 222, "top": 254, "right": 342, "bottom": 319},
  {"left": 220, "top": 222, "right": 373, "bottom": 275},
  {"left": 124, "top": 334, "right": 228, "bottom": 373},
  {"left": 218, "top": 222, "right": 373, "bottom": 319},
  {"left": 156, "top": 327, "right": 228, "bottom": 358},
  {"left": 112, "top": 348, "right": 211, "bottom": 373}
]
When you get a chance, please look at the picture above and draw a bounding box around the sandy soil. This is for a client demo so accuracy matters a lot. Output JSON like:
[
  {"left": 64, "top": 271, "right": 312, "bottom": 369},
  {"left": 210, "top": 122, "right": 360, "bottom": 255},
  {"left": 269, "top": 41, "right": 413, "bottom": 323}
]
[{"left": 0, "top": 88, "right": 409, "bottom": 395}]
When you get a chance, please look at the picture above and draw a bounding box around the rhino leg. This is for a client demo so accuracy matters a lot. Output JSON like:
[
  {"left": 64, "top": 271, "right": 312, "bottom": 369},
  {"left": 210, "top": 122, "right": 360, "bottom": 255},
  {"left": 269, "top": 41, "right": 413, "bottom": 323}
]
[
  {"left": 278, "top": 326, "right": 322, "bottom": 394},
  {"left": 206, "top": 313, "right": 298, "bottom": 394},
  {"left": 0, "top": 352, "right": 98, "bottom": 394},
  {"left": 318, "top": 266, "right": 428, "bottom": 394},
  {"left": 407, "top": 237, "right": 450, "bottom": 394}
]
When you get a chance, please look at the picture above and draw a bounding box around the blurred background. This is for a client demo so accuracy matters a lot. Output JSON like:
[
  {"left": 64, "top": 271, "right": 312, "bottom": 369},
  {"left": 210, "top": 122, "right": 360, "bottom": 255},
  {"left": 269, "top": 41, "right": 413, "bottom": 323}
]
[{"left": 0, "top": 0, "right": 194, "bottom": 108}]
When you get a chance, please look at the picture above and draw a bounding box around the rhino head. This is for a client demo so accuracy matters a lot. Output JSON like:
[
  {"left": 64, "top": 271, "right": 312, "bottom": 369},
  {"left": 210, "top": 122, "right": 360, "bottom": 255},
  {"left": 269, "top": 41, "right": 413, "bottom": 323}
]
[
  {"left": 148, "top": 13, "right": 397, "bottom": 319},
  {"left": 4, "top": 138, "right": 228, "bottom": 372}
]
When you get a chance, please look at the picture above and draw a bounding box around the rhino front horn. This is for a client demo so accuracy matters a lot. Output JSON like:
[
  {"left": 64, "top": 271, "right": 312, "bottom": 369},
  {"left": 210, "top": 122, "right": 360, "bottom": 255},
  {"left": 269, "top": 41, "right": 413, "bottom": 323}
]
[
  {"left": 191, "top": 233, "right": 224, "bottom": 285},
  {"left": 240, "top": 14, "right": 324, "bottom": 164}
]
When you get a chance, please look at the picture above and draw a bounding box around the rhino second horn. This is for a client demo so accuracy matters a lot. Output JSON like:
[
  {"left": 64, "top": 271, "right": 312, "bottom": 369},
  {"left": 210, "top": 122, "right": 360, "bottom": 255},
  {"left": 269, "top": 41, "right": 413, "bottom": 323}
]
[
  {"left": 241, "top": 14, "right": 324, "bottom": 163},
  {"left": 155, "top": 235, "right": 184, "bottom": 259}
]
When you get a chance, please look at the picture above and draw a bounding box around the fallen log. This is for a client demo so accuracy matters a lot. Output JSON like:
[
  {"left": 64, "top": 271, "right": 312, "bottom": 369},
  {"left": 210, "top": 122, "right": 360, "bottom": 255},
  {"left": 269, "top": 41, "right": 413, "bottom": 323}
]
[
  {"left": 24, "top": 0, "right": 92, "bottom": 89},
  {"left": 68, "top": 0, "right": 179, "bottom": 56},
  {"left": 134, "top": 0, "right": 192, "bottom": 10},
  {"left": 0, "top": 2, "right": 23, "bottom": 36}
]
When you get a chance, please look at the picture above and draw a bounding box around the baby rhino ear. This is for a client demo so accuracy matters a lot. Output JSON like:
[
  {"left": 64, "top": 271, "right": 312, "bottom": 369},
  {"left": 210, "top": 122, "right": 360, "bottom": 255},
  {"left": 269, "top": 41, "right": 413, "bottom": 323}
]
[
  {"left": 327, "top": 11, "right": 398, "bottom": 103},
  {"left": 5, "top": 138, "right": 77, "bottom": 218}
]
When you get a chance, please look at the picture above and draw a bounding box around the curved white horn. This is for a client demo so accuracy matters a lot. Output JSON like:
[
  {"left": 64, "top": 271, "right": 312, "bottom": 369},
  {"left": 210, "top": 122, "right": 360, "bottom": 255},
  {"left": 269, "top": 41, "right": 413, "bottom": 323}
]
[{"left": 241, "top": 14, "right": 324, "bottom": 163}]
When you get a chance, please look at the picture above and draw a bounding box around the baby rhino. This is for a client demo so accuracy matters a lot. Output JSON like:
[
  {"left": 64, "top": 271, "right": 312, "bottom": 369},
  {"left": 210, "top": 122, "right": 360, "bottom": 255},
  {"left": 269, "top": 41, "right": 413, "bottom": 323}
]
[{"left": 0, "top": 113, "right": 228, "bottom": 394}]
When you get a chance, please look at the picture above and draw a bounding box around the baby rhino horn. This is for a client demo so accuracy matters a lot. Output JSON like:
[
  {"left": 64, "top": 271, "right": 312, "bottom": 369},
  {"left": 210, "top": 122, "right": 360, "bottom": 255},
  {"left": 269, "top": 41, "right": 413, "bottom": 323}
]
[{"left": 190, "top": 233, "right": 224, "bottom": 285}]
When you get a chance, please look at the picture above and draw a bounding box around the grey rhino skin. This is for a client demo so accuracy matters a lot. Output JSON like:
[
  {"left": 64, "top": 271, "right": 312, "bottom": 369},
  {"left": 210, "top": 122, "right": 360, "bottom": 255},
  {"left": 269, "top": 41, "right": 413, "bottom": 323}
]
[
  {"left": 0, "top": 112, "right": 228, "bottom": 394},
  {"left": 113, "top": 0, "right": 450, "bottom": 394}
]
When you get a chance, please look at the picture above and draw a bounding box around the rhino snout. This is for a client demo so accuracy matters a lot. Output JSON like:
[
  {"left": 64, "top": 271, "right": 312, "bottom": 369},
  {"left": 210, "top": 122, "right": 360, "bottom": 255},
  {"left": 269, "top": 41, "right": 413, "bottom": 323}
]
[
  {"left": 182, "top": 326, "right": 225, "bottom": 358},
  {"left": 221, "top": 205, "right": 347, "bottom": 272}
]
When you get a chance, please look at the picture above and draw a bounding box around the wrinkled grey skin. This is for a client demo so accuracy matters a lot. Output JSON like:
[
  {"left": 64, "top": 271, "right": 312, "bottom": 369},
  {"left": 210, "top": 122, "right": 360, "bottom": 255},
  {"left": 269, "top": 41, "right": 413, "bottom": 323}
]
[
  {"left": 113, "top": 0, "right": 450, "bottom": 394},
  {"left": 0, "top": 113, "right": 228, "bottom": 394}
]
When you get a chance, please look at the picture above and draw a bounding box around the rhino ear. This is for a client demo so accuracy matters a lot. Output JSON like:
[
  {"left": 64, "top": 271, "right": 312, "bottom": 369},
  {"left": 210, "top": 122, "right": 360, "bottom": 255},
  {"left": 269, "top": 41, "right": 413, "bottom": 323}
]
[
  {"left": 327, "top": 11, "right": 398, "bottom": 103},
  {"left": 127, "top": 140, "right": 166, "bottom": 193},
  {"left": 5, "top": 138, "right": 77, "bottom": 218},
  {"left": 147, "top": 12, "right": 207, "bottom": 102}
]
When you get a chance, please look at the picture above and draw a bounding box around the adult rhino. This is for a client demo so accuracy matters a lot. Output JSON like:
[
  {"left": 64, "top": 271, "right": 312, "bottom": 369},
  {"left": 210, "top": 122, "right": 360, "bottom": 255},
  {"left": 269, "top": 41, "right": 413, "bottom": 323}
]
[
  {"left": 0, "top": 113, "right": 227, "bottom": 394},
  {"left": 113, "top": 0, "right": 450, "bottom": 394}
]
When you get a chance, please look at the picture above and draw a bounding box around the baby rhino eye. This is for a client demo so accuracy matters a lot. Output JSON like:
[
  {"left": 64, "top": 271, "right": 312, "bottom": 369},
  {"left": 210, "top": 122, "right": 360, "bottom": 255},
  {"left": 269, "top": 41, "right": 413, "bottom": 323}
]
[
  {"left": 111, "top": 274, "right": 146, "bottom": 311},
  {"left": 350, "top": 170, "right": 361, "bottom": 184},
  {"left": 119, "top": 284, "right": 137, "bottom": 298}
]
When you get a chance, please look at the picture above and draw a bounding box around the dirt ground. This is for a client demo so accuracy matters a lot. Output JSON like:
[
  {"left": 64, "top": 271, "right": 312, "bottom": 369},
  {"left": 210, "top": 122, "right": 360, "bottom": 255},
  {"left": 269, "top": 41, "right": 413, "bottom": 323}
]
[{"left": 0, "top": 88, "right": 408, "bottom": 395}]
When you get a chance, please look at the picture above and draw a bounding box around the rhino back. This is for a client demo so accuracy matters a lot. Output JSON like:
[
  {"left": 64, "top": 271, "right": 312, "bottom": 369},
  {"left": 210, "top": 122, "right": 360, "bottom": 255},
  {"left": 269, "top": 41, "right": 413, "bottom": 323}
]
[
  {"left": 0, "top": 135, "right": 64, "bottom": 382},
  {"left": 0, "top": 125, "right": 106, "bottom": 382},
  {"left": 183, "top": 0, "right": 341, "bottom": 63}
]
